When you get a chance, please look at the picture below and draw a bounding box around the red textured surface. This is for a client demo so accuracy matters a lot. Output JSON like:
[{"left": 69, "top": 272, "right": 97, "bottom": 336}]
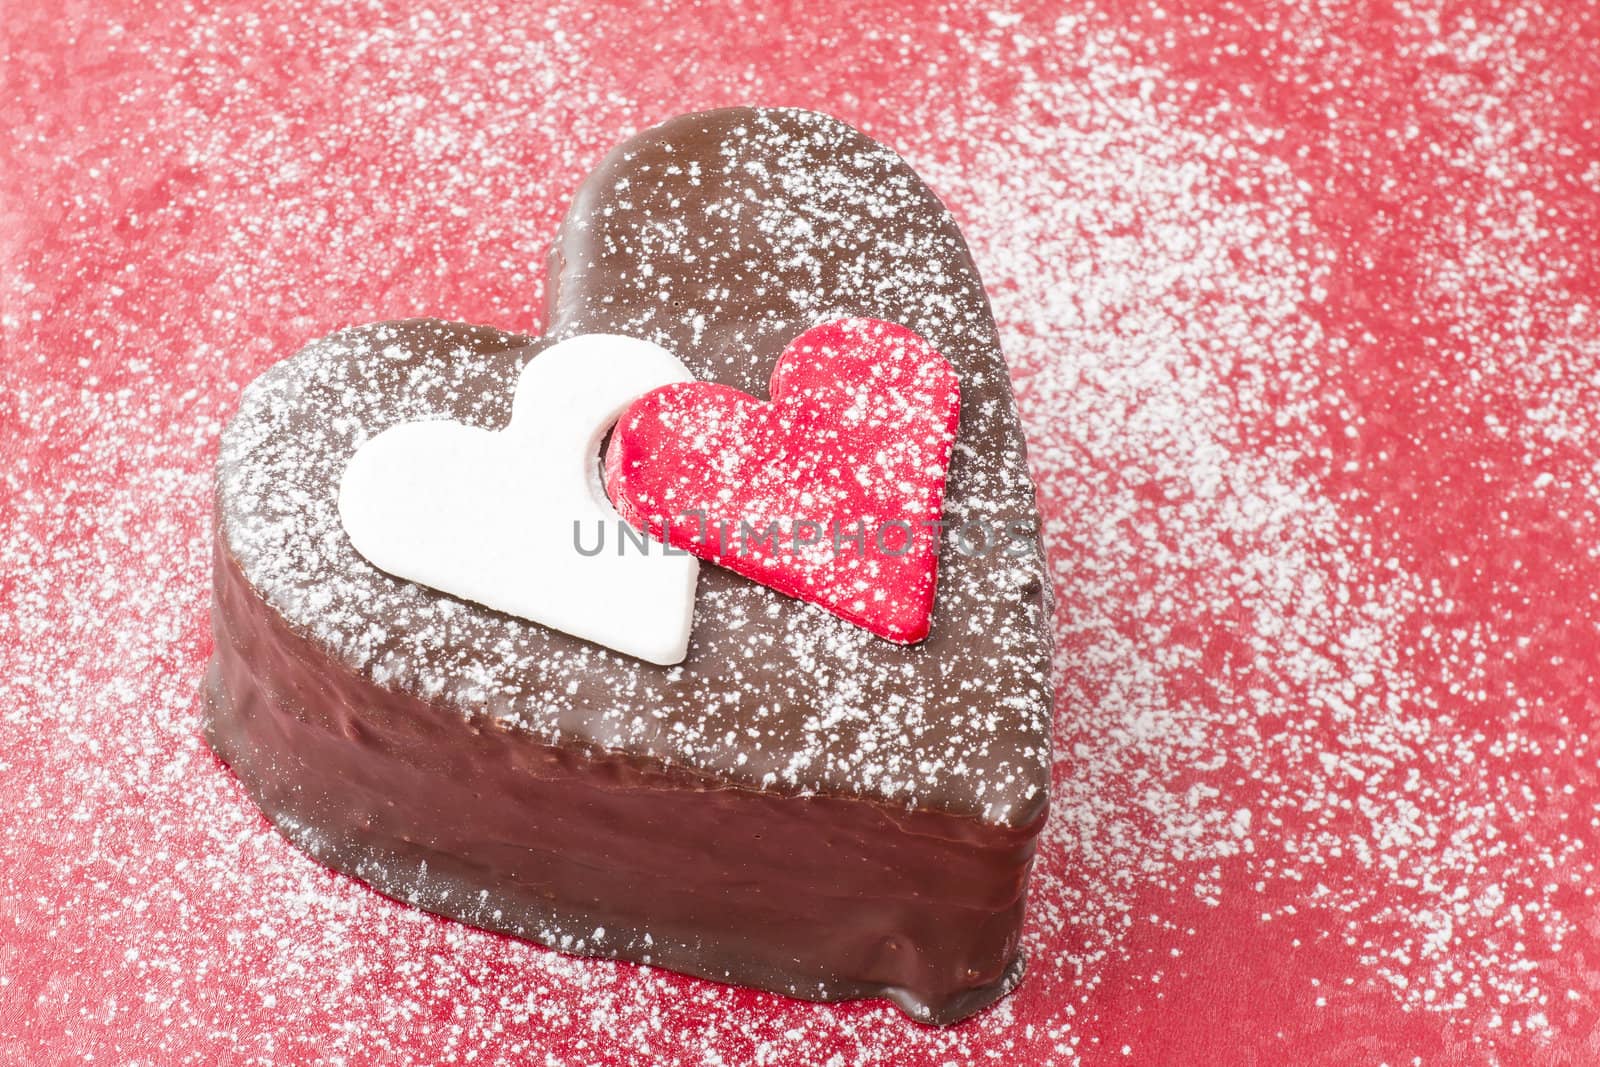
[
  {"left": 606, "top": 317, "right": 960, "bottom": 643},
  {"left": 4, "top": 2, "right": 1600, "bottom": 1064}
]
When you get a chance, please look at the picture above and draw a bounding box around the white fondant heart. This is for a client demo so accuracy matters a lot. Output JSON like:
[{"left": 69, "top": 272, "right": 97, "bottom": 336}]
[{"left": 338, "top": 334, "right": 699, "bottom": 665}]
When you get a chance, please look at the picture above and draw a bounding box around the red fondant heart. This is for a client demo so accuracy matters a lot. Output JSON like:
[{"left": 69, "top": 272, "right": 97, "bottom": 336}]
[{"left": 604, "top": 317, "right": 960, "bottom": 643}]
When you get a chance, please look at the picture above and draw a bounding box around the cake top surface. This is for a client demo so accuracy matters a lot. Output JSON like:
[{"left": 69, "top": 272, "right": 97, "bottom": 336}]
[{"left": 216, "top": 106, "right": 1053, "bottom": 825}]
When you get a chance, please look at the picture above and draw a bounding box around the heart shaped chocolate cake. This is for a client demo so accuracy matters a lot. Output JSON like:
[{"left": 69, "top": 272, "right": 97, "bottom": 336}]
[{"left": 205, "top": 107, "right": 1053, "bottom": 1024}]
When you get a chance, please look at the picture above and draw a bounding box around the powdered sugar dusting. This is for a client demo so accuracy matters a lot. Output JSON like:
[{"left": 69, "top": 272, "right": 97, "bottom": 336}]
[
  {"left": 215, "top": 108, "right": 1052, "bottom": 827},
  {"left": 604, "top": 316, "right": 960, "bottom": 643},
  {"left": 3, "top": 0, "right": 1596, "bottom": 1063}
]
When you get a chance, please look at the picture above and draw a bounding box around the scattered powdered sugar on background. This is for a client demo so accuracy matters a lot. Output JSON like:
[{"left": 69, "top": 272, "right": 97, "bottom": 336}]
[
  {"left": 924, "top": 38, "right": 1581, "bottom": 1039},
  {"left": 3, "top": 1, "right": 1597, "bottom": 1064}
]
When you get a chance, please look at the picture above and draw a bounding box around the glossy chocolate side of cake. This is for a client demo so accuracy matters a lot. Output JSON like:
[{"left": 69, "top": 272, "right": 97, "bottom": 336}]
[
  {"left": 207, "top": 533, "right": 1038, "bottom": 1021},
  {"left": 204, "top": 108, "right": 1054, "bottom": 1023}
]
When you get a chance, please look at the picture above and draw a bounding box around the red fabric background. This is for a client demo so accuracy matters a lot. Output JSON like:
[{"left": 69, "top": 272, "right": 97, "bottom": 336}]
[{"left": 4, "top": 2, "right": 1598, "bottom": 1063}]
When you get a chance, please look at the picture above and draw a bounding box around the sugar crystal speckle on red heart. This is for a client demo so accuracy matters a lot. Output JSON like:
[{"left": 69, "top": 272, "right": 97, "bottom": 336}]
[{"left": 605, "top": 317, "right": 960, "bottom": 643}]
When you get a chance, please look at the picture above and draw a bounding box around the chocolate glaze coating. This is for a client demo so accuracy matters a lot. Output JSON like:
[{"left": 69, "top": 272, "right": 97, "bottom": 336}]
[{"left": 205, "top": 107, "right": 1054, "bottom": 1023}]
